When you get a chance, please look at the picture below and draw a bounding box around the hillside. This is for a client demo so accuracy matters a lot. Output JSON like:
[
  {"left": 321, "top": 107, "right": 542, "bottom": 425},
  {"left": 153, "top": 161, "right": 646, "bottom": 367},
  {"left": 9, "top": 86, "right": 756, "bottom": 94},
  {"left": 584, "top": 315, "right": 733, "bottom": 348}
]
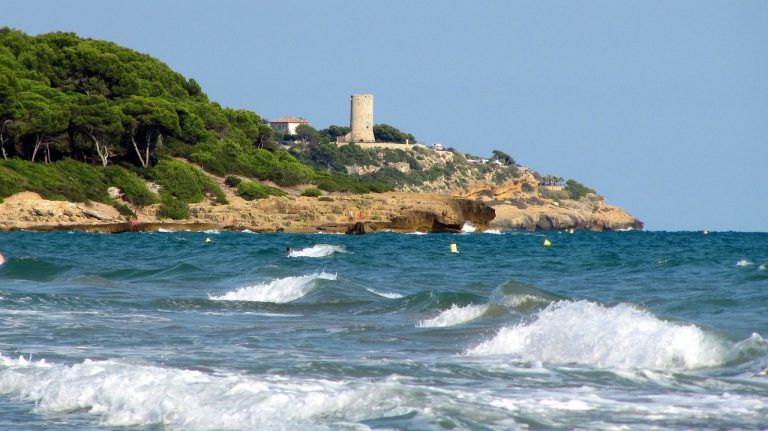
[{"left": 0, "top": 28, "right": 641, "bottom": 232}]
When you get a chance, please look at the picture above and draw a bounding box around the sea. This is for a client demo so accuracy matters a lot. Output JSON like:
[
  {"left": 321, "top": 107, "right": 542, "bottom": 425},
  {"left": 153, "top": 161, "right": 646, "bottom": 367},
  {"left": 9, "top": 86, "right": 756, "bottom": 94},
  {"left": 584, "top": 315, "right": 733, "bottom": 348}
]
[{"left": 0, "top": 229, "right": 766, "bottom": 430}]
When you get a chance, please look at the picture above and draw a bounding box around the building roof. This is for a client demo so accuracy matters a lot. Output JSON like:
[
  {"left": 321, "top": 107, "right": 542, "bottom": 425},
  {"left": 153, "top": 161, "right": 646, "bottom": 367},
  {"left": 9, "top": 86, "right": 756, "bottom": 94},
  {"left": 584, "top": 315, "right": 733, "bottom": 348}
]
[{"left": 269, "top": 117, "right": 309, "bottom": 124}]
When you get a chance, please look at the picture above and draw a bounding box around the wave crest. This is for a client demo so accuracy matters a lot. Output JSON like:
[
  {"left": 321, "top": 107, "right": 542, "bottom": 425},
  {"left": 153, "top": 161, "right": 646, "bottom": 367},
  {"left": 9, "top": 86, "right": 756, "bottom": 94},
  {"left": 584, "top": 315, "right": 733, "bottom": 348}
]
[
  {"left": 467, "top": 300, "right": 728, "bottom": 370},
  {"left": 209, "top": 272, "right": 336, "bottom": 303},
  {"left": 366, "top": 288, "right": 404, "bottom": 299},
  {"left": 417, "top": 304, "right": 490, "bottom": 328},
  {"left": 288, "top": 244, "right": 345, "bottom": 258},
  {"left": 0, "top": 354, "right": 409, "bottom": 430}
]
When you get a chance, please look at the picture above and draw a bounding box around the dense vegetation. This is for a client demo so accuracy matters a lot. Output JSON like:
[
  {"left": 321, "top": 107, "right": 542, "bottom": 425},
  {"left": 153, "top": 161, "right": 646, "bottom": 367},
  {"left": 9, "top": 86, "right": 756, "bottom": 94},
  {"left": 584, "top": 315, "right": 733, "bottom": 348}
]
[
  {"left": 0, "top": 158, "right": 147, "bottom": 215},
  {"left": 0, "top": 28, "right": 389, "bottom": 216},
  {"left": 0, "top": 27, "right": 595, "bottom": 218}
]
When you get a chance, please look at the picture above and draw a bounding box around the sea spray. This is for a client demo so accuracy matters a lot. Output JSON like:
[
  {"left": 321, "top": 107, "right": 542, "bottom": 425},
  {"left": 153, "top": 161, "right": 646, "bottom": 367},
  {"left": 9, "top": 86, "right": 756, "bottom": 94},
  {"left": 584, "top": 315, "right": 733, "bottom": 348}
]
[
  {"left": 461, "top": 223, "right": 476, "bottom": 233},
  {"left": 209, "top": 272, "right": 336, "bottom": 303},
  {"left": 288, "top": 244, "right": 346, "bottom": 258},
  {"left": 366, "top": 288, "right": 404, "bottom": 299},
  {"left": 417, "top": 304, "right": 490, "bottom": 328},
  {"left": 468, "top": 300, "right": 726, "bottom": 370},
  {"left": 0, "top": 354, "right": 410, "bottom": 430}
]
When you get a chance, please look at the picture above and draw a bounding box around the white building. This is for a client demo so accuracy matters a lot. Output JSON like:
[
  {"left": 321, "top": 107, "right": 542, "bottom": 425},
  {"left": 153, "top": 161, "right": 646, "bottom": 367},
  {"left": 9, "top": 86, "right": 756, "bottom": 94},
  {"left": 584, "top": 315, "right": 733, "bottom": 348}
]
[
  {"left": 432, "top": 143, "right": 445, "bottom": 151},
  {"left": 269, "top": 117, "right": 309, "bottom": 135}
]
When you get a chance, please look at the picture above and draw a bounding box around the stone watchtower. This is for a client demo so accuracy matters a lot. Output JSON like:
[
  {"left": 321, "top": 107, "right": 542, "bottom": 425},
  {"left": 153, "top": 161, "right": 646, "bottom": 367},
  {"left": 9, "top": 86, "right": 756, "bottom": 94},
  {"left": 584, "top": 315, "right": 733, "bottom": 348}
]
[{"left": 349, "top": 94, "right": 375, "bottom": 143}]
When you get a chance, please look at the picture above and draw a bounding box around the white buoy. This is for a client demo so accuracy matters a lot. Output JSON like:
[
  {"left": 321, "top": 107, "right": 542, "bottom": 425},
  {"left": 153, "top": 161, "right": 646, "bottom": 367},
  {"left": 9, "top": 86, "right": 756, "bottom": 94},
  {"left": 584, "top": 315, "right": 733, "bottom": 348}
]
[
  {"left": 450, "top": 243, "right": 459, "bottom": 254},
  {"left": 205, "top": 237, "right": 213, "bottom": 244}
]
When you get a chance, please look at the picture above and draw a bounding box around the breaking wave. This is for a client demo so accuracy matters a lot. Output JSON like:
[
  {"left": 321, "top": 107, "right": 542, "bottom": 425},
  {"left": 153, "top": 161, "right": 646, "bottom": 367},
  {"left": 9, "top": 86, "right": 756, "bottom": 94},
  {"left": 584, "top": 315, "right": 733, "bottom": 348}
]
[
  {"left": 467, "top": 300, "right": 738, "bottom": 370},
  {"left": 288, "top": 244, "right": 346, "bottom": 258},
  {"left": 0, "top": 354, "right": 410, "bottom": 430},
  {"left": 489, "top": 279, "right": 563, "bottom": 312},
  {"left": 461, "top": 222, "right": 476, "bottom": 233},
  {"left": 484, "top": 229, "right": 503, "bottom": 234},
  {"left": 209, "top": 272, "right": 336, "bottom": 303},
  {"left": 417, "top": 304, "right": 490, "bottom": 328},
  {"left": 736, "top": 259, "right": 754, "bottom": 267},
  {"left": 366, "top": 288, "right": 404, "bottom": 299}
]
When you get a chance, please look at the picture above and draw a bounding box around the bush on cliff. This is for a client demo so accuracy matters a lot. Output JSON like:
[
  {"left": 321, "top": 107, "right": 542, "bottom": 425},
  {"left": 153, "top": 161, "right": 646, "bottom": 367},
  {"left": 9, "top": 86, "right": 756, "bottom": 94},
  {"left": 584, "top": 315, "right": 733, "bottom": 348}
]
[
  {"left": 237, "top": 180, "right": 285, "bottom": 201},
  {"left": 149, "top": 159, "right": 227, "bottom": 205},
  {"left": 157, "top": 195, "right": 189, "bottom": 220},
  {"left": 301, "top": 187, "right": 322, "bottom": 197},
  {"left": 103, "top": 166, "right": 156, "bottom": 206},
  {"left": 0, "top": 158, "right": 107, "bottom": 202},
  {"left": 0, "top": 159, "right": 152, "bottom": 214},
  {"left": 224, "top": 176, "right": 241, "bottom": 187},
  {"left": 564, "top": 179, "right": 595, "bottom": 200}
]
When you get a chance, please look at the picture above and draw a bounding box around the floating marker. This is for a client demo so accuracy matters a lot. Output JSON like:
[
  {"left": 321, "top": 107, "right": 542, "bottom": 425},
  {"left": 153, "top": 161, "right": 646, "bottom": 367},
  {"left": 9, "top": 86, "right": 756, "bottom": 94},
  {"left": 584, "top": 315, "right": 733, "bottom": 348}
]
[
  {"left": 569, "top": 228, "right": 575, "bottom": 234},
  {"left": 450, "top": 243, "right": 459, "bottom": 254},
  {"left": 205, "top": 237, "right": 213, "bottom": 244},
  {"left": 543, "top": 239, "right": 552, "bottom": 247},
  {"left": 703, "top": 230, "right": 709, "bottom": 235}
]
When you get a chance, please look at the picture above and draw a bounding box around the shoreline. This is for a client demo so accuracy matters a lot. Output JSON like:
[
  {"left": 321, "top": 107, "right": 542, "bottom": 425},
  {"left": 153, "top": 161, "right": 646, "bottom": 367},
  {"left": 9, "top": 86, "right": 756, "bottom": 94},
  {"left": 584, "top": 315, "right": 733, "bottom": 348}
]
[{"left": 0, "top": 190, "right": 642, "bottom": 234}]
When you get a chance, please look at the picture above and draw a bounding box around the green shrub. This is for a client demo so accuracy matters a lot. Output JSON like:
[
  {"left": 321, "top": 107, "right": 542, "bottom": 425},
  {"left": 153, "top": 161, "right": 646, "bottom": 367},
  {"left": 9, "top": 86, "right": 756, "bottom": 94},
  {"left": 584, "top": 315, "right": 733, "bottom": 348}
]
[
  {"left": 111, "top": 201, "right": 135, "bottom": 217},
  {"left": 189, "top": 139, "right": 315, "bottom": 186},
  {"left": 318, "top": 196, "right": 334, "bottom": 202},
  {"left": 0, "top": 158, "right": 108, "bottom": 203},
  {"left": 157, "top": 195, "right": 189, "bottom": 220},
  {"left": 0, "top": 166, "right": 25, "bottom": 202},
  {"left": 150, "top": 159, "right": 227, "bottom": 204},
  {"left": 224, "top": 175, "right": 241, "bottom": 187},
  {"left": 301, "top": 187, "right": 322, "bottom": 197},
  {"left": 237, "top": 180, "right": 285, "bottom": 200},
  {"left": 539, "top": 188, "right": 570, "bottom": 201},
  {"left": 564, "top": 179, "right": 595, "bottom": 200},
  {"left": 104, "top": 166, "right": 156, "bottom": 206}
]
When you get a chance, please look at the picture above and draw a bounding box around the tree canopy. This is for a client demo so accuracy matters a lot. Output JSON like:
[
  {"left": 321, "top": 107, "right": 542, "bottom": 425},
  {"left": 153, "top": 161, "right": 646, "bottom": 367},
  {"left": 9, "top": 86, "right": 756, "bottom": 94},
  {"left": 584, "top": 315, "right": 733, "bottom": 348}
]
[
  {"left": 373, "top": 124, "right": 415, "bottom": 144},
  {"left": 0, "top": 27, "right": 271, "bottom": 166}
]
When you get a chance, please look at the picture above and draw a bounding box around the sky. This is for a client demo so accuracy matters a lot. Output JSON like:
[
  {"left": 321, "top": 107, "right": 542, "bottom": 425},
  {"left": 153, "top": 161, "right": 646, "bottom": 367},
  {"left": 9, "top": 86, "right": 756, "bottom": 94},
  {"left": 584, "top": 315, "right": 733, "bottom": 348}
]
[{"left": 3, "top": 0, "right": 767, "bottom": 231}]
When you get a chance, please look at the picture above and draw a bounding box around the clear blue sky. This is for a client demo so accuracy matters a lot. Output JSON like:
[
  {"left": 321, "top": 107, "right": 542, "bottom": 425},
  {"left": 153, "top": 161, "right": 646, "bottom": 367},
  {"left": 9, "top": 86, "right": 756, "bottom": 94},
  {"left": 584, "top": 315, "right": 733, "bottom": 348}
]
[{"left": 4, "top": 0, "right": 767, "bottom": 231}]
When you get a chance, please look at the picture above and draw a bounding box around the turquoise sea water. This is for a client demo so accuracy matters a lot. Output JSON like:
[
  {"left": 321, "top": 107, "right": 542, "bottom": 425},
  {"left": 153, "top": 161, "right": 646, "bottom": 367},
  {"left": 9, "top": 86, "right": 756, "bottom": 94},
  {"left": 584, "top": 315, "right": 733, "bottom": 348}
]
[{"left": 0, "top": 230, "right": 766, "bottom": 430}]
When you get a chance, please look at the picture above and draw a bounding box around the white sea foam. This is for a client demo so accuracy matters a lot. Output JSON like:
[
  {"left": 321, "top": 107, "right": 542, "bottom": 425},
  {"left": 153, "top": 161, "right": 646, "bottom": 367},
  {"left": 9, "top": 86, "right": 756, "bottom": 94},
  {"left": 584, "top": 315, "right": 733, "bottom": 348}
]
[
  {"left": 203, "top": 229, "right": 220, "bottom": 234},
  {"left": 156, "top": 228, "right": 174, "bottom": 233},
  {"left": 209, "top": 272, "right": 336, "bottom": 303},
  {"left": 759, "top": 264, "right": 766, "bottom": 271},
  {"left": 366, "top": 288, "right": 404, "bottom": 299},
  {"left": 241, "top": 229, "right": 255, "bottom": 234},
  {"left": 287, "top": 244, "right": 345, "bottom": 258},
  {"left": 418, "top": 304, "right": 490, "bottom": 328},
  {"left": 484, "top": 229, "right": 503, "bottom": 235},
  {"left": 467, "top": 300, "right": 726, "bottom": 370},
  {"left": 736, "top": 259, "right": 753, "bottom": 267},
  {"left": 406, "top": 231, "right": 428, "bottom": 235},
  {"left": 497, "top": 293, "right": 551, "bottom": 309},
  {"left": 0, "top": 354, "right": 414, "bottom": 430},
  {"left": 0, "top": 352, "right": 767, "bottom": 429},
  {"left": 461, "top": 222, "right": 476, "bottom": 233}
]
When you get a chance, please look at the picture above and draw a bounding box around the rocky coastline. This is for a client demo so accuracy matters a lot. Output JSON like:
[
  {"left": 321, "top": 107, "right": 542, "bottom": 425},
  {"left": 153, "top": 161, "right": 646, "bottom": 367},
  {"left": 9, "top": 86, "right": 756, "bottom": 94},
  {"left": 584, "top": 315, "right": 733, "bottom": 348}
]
[{"left": 0, "top": 188, "right": 641, "bottom": 234}]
